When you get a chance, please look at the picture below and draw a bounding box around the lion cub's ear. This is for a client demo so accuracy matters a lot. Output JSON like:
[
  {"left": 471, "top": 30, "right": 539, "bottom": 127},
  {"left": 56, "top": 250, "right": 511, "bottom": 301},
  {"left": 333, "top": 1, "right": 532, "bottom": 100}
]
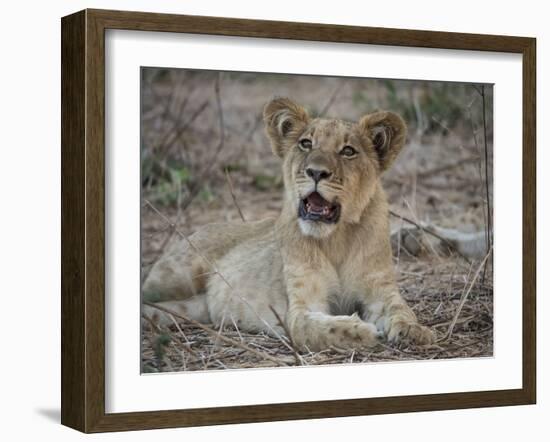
[
  {"left": 263, "top": 97, "right": 310, "bottom": 158},
  {"left": 359, "top": 111, "right": 407, "bottom": 171}
]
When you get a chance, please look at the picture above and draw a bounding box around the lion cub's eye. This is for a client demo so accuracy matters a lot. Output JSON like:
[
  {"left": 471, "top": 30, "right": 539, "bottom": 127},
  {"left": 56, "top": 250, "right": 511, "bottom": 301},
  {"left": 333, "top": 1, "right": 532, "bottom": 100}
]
[
  {"left": 340, "top": 145, "right": 358, "bottom": 158},
  {"left": 298, "top": 138, "right": 313, "bottom": 151}
]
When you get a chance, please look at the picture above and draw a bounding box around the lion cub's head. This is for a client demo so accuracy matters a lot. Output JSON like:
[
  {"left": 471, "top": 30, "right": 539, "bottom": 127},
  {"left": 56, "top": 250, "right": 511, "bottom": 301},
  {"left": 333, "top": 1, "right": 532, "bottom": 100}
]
[{"left": 263, "top": 97, "right": 407, "bottom": 238}]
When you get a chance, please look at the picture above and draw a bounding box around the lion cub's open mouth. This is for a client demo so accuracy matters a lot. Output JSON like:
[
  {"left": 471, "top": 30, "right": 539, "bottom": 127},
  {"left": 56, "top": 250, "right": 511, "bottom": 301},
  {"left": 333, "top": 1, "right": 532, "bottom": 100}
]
[{"left": 298, "top": 191, "right": 341, "bottom": 223}]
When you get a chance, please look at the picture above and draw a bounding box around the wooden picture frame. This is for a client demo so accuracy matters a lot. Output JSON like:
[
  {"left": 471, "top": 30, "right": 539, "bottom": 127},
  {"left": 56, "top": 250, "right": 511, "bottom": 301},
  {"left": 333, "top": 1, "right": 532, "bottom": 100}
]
[{"left": 61, "top": 8, "right": 536, "bottom": 433}]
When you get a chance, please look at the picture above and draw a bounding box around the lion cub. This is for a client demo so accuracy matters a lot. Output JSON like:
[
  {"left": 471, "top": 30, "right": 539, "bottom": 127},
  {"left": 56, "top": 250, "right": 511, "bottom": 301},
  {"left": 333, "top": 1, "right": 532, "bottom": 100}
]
[{"left": 143, "top": 98, "right": 434, "bottom": 351}]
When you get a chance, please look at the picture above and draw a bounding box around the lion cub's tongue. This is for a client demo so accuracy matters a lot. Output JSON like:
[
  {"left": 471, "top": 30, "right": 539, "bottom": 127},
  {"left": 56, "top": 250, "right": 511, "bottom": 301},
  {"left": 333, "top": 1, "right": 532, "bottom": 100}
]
[{"left": 308, "top": 192, "right": 329, "bottom": 210}]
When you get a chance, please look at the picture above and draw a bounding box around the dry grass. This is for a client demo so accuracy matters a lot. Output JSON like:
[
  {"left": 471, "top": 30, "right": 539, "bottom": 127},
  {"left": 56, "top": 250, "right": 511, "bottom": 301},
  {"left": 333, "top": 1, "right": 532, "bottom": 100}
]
[
  {"left": 142, "top": 256, "right": 493, "bottom": 372},
  {"left": 140, "top": 69, "right": 493, "bottom": 373}
]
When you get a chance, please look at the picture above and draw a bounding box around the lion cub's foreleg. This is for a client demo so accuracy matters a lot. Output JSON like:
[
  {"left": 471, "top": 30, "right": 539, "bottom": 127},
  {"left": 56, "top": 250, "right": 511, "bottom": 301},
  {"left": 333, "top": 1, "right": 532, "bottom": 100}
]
[
  {"left": 284, "top": 264, "right": 381, "bottom": 352},
  {"left": 361, "top": 279, "right": 434, "bottom": 345}
]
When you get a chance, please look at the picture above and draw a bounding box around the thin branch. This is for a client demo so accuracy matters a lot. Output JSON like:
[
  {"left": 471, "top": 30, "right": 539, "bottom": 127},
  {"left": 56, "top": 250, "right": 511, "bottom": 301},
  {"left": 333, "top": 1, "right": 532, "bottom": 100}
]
[
  {"left": 389, "top": 210, "right": 471, "bottom": 265},
  {"left": 269, "top": 305, "right": 304, "bottom": 366},
  {"left": 466, "top": 100, "right": 489, "bottom": 254},
  {"left": 471, "top": 84, "right": 483, "bottom": 96},
  {"left": 403, "top": 200, "right": 439, "bottom": 260},
  {"left": 144, "top": 302, "right": 289, "bottom": 367},
  {"left": 319, "top": 81, "right": 347, "bottom": 116},
  {"left": 178, "top": 73, "right": 226, "bottom": 213},
  {"left": 388, "top": 155, "right": 480, "bottom": 187},
  {"left": 244, "top": 114, "right": 263, "bottom": 142},
  {"left": 229, "top": 313, "right": 244, "bottom": 342},
  {"left": 141, "top": 313, "right": 162, "bottom": 334},
  {"left": 143, "top": 199, "right": 233, "bottom": 289},
  {"left": 167, "top": 314, "right": 200, "bottom": 357},
  {"left": 225, "top": 168, "right": 246, "bottom": 222},
  {"left": 233, "top": 113, "right": 263, "bottom": 164},
  {"left": 441, "top": 248, "right": 492, "bottom": 342},
  {"left": 415, "top": 156, "right": 480, "bottom": 179},
  {"left": 141, "top": 206, "right": 179, "bottom": 284},
  {"left": 158, "top": 100, "right": 209, "bottom": 152},
  {"left": 480, "top": 85, "right": 493, "bottom": 281}
]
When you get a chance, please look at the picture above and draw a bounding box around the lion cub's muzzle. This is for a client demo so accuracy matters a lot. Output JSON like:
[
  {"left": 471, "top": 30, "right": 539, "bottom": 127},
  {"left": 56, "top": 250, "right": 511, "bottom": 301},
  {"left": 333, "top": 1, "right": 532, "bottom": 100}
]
[{"left": 299, "top": 191, "right": 341, "bottom": 223}]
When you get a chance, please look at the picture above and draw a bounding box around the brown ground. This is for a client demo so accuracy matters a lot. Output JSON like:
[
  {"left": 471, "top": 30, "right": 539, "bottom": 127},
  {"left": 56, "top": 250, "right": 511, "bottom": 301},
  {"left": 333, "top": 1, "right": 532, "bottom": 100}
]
[{"left": 140, "top": 69, "right": 493, "bottom": 373}]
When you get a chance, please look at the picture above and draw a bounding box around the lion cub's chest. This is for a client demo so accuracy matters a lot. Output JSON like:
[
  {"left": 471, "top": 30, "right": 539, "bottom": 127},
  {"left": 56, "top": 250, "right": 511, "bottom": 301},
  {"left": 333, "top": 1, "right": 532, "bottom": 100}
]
[{"left": 319, "top": 244, "right": 380, "bottom": 316}]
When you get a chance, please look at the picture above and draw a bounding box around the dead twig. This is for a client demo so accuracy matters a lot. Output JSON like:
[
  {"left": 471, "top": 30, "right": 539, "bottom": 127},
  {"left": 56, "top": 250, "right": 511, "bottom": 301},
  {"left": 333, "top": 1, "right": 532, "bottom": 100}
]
[
  {"left": 141, "top": 313, "right": 161, "bottom": 334},
  {"left": 480, "top": 85, "right": 493, "bottom": 282},
  {"left": 441, "top": 248, "right": 492, "bottom": 342},
  {"left": 140, "top": 207, "right": 179, "bottom": 284},
  {"left": 144, "top": 302, "right": 289, "bottom": 367},
  {"left": 159, "top": 100, "right": 209, "bottom": 153},
  {"left": 389, "top": 209, "right": 471, "bottom": 265},
  {"left": 403, "top": 199, "right": 441, "bottom": 261},
  {"left": 269, "top": 305, "right": 304, "bottom": 366},
  {"left": 415, "top": 156, "right": 480, "bottom": 179},
  {"left": 143, "top": 199, "right": 233, "bottom": 288},
  {"left": 178, "top": 73, "right": 227, "bottom": 213},
  {"left": 319, "top": 81, "right": 347, "bottom": 116},
  {"left": 167, "top": 314, "right": 200, "bottom": 357},
  {"left": 427, "top": 314, "right": 476, "bottom": 328},
  {"left": 466, "top": 100, "right": 488, "bottom": 253},
  {"left": 225, "top": 168, "right": 246, "bottom": 222}
]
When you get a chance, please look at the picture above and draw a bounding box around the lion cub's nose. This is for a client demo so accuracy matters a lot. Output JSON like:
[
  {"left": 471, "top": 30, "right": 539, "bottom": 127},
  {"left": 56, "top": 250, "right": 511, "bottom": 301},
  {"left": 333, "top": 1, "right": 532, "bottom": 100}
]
[{"left": 306, "top": 168, "right": 332, "bottom": 183}]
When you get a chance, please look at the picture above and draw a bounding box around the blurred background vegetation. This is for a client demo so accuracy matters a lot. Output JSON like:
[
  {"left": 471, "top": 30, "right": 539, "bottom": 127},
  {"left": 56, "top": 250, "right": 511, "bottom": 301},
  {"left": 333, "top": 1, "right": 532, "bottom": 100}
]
[{"left": 141, "top": 68, "right": 492, "bottom": 222}]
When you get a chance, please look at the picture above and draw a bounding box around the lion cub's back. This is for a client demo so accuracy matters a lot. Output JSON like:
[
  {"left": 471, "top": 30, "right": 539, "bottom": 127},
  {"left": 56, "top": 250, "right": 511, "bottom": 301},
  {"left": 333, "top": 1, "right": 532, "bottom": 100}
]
[{"left": 164, "top": 217, "right": 275, "bottom": 258}]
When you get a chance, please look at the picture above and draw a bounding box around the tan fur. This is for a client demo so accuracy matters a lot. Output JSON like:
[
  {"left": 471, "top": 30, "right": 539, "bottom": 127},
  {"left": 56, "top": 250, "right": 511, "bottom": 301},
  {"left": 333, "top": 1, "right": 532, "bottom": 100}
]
[{"left": 143, "top": 98, "right": 434, "bottom": 351}]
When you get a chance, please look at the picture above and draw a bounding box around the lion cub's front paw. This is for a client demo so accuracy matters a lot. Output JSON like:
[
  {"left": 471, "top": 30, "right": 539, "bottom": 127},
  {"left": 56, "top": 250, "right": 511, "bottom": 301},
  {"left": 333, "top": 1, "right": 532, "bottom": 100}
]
[
  {"left": 387, "top": 319, "right": 434, "bottom": 346},
  {"left": 307, "top": 318, "right": 383, "bottom": 351}
]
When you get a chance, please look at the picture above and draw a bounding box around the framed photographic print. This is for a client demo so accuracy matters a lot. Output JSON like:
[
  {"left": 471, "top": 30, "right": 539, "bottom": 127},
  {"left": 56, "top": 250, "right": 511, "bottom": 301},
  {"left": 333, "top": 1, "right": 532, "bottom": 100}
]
[{"left": 61, "top": 9, "right": 536, "bottom": 433}]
